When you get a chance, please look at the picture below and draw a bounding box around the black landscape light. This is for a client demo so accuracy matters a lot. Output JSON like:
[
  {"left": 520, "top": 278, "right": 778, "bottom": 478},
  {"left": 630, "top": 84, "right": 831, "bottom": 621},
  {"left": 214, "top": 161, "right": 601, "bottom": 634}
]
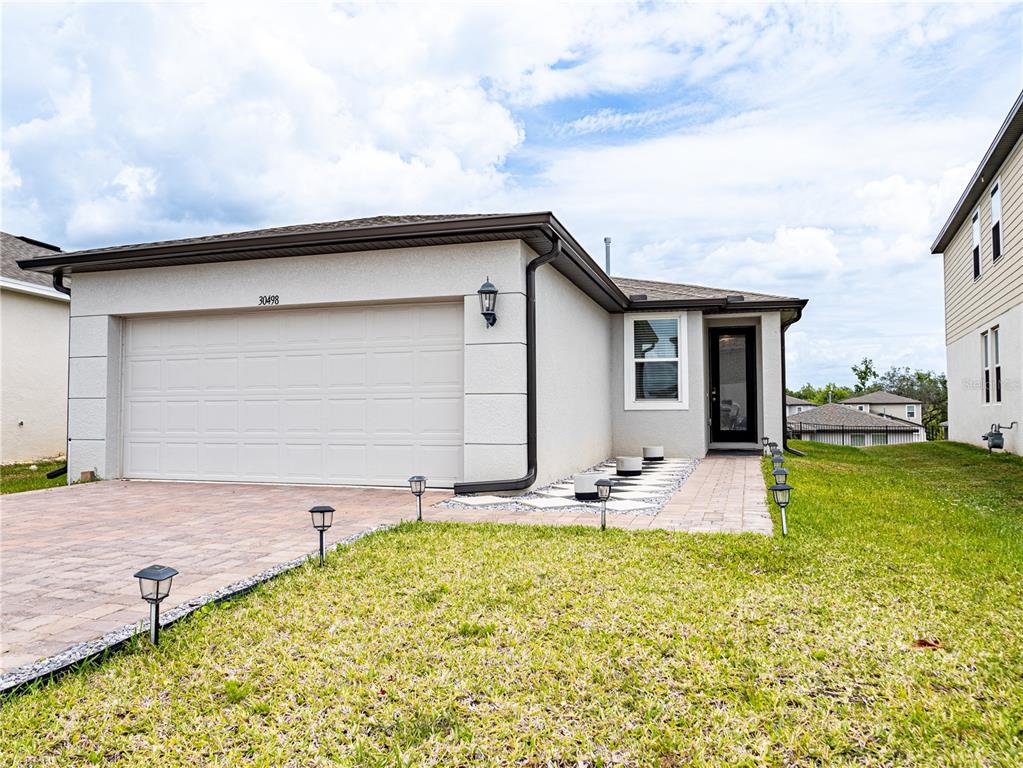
[
  {"left": 762, "top": 436, "right": 771, "bottom": 456},
  {"left": 309, "top": 505, "right": 334, "bottom": 565},
  {"left": 133, "top": 564, "right": 178, "bottom": 645},
  {"left": 771, "top": 453, "right": 785, "bottom": 471},
  {"left": 772, "top": 466, "right": 788, "bottom": 486},
  {"left": 769, "top": 482, "right": 793, "bottom": 537},
  {"left": 408, "top": 475, "right": 427, "bottom": 521},
  {"left": 596, "top": 478, "right": 614, "bottom": 531},
  {"left": 478, "top": 278, "right": 498, "bottom": 327}
]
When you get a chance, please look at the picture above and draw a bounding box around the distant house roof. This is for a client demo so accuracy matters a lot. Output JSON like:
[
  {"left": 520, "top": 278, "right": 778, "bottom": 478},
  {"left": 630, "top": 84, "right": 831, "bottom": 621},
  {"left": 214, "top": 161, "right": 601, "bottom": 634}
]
[
  {"left": 785, "top": 395, "right": 814, "bottom": 406},
  {"left": 1, "top": 232, "right": 67, "bottom": 298},
  {"left": 788, "top": 403, "right": 920, "bottom": 431},
  {"left": 840, "top": 391, "right": 921, "bottom": 405},
  {"left": 932, "top": 89, "right": 1023, "bottom": 253}
]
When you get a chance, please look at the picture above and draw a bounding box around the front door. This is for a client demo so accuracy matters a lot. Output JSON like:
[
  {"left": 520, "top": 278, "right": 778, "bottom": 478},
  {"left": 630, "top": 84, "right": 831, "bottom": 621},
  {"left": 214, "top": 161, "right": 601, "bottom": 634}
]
[{"left": 709, "top": 327, "right": 757, "bottom": 444}]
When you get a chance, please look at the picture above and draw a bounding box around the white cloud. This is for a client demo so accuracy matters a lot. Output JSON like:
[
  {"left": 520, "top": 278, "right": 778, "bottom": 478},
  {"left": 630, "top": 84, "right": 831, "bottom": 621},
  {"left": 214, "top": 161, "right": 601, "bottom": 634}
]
[
  {"left": 1, "top": 1, "right": 1018, "bottom": 384},
  {"left": 1, "top": 150, "right": 21, "bottom": 190}
]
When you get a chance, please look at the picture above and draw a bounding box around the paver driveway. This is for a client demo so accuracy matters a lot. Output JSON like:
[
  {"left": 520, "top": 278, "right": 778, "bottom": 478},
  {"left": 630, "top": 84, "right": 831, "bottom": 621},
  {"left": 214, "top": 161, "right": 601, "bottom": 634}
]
[
  {"left": 1, "top": 481, "right": 447, "bottom": 674},
  {"left": 1, "top": 456, "right": 769, "bottom": 677}
]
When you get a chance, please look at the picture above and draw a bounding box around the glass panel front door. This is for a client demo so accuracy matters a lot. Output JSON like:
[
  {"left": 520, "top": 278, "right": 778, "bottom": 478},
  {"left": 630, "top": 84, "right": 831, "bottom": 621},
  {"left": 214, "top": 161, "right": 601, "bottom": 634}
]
[{"left": 710, "top": 327, "right": 757, "bottom": 443}]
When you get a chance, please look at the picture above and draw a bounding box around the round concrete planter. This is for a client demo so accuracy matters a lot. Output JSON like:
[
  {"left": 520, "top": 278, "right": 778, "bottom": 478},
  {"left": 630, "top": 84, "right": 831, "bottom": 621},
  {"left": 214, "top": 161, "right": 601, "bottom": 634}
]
[
  {"left": 574, "top": 471, "right": 611, "bottom": 501},
  {"left": 615, "top": 456, "right": 643, "bottom": 477},
  {"left": 642, "top": 446, "right": 665, "bottom": 461}
]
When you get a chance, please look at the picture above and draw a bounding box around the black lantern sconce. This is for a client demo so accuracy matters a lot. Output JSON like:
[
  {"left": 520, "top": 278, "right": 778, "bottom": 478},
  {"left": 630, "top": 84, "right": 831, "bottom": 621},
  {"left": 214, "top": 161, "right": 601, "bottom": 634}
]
[
  {"left": 478, "top": 278, "right": 498, "bottom": 327},
  {"left": 309, "top": 505, "right": 335, "bottom": 565},
  {"left": 595, "top": 478, "right": 614, "bottom": 531},
  {"left": 133, "top": 564, "right": 178, "bottom": 645},
  {"left": 408, "top": 475, "right": 427, "bottom": 521}
]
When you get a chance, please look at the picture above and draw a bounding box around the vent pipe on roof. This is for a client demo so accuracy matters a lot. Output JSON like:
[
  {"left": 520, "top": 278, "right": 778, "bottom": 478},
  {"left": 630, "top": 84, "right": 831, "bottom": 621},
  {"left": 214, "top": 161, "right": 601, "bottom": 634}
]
[{"left": 604, "top": 237, "right": 611, "bottom": 275}]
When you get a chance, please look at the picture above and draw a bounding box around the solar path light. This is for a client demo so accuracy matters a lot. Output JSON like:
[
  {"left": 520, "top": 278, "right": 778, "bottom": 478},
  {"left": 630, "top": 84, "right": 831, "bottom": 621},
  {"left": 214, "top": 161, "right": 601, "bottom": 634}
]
[
  {"left": 133, "top": 564, "right": 178, "bottom": 645},
  {"left": 595, "top": 478, "right": 614, "bottom": 531},
  {"left": 769, "top": 482, "right": 793, "bottom": 537},
  {"left": 408, "top": 475, "right": 427, "bottom": 521},
  {"left": 309, "top": 505, "right": 334, "bottom": 566}
]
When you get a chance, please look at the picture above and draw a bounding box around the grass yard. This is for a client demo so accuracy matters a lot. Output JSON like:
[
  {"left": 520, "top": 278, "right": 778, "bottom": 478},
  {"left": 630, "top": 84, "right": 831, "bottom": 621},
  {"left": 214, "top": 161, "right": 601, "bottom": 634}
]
[
  {"left": 0, "top": 458, "right": 67, "bottom": 494},
  {"left": 2, "top": 442, "right": 1022, "bottom": 766}
]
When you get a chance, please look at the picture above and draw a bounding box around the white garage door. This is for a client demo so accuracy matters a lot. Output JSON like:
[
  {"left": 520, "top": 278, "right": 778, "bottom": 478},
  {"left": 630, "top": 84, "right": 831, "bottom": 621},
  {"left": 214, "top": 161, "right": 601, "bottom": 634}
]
[{"left": 122, "top": 303, "right": 463, "bottom": 486}]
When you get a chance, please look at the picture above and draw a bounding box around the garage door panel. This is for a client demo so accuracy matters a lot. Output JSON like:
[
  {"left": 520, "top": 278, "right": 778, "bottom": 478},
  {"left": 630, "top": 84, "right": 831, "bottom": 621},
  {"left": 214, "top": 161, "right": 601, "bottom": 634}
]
[
  {"left": 282, "top": 443, "right": 323, "bottom": 479},
  {"left": 123, "top": 303, "right": 463, "bottom": 487},
  {"left": 165, "top": 401, "right": 200, "bottom": 434},
  {"left": 202, "top": 357, "right": 238, "bottom": 390},
  {"left": 419, "top": 349, "right": 462, "bottom": 386},
  {"left": 326, "top": 353, "right": 367, "bottom": 388},
  {"left": 241, "top": 356, "right": 280, "bottom": 389},
  {"left": 326, "top": 399, "right": 367, "bottom": 435},
  {"left": 283, "top": 354, "right": 323, "bottom": 389}
]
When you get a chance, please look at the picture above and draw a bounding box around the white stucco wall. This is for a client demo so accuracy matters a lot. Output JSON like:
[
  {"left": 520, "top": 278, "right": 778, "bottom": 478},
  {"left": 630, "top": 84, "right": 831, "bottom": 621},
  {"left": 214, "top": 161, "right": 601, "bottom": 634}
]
[
  {"left": 66, "top": 240, "right": 530, "bottom": 482},
  {"left": 946, "top": 301, "right": 1022, "bottom": 454},
  {"left": 1, "top": 287, "right": 70, "bottom": 463},
  {"left": 533, "top": 257, "right": 613, "bottom": 487},
  {"left": 611, "top": 310, "right": 708, "bottom": 458}
]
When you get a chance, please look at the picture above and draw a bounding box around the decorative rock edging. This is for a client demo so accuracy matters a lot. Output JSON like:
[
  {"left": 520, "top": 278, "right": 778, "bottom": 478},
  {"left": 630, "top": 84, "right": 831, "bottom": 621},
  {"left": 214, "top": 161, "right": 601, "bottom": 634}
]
[
  {"left": 438, "top": 457, "right": 699, "bottom": 517},
  {"left": 0, "top": 525, "right": 392, "bottom": 695}
]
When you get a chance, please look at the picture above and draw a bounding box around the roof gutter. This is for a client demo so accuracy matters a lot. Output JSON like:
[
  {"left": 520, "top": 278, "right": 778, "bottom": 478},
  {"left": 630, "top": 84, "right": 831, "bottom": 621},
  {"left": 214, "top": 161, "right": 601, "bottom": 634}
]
[
  {"left": 52, "top": 268, "right": 71, "bottom": 296},
  {"left": 453, "top": 236, "right": 562, "bottom": 494}
]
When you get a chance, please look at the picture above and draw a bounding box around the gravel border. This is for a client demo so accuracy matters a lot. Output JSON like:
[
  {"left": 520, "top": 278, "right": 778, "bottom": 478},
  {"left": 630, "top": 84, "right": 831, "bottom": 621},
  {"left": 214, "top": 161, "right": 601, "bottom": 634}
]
[
  {"left": 437, "top": 457, "right": 700, "bottom": 516},
  {"left": 0, "top": 525, "right": 391, "bottom": 695}
]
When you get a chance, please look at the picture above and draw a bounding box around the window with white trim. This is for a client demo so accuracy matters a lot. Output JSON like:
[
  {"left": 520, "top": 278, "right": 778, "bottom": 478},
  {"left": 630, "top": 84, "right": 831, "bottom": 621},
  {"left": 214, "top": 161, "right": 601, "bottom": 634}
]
[
  {"left": 857, "top": 404, "right": 865, "bottom": 412},
  {"left": 993, "top": 326, "right": 1002, "bottom": 402},
  {"left": 906, "top": 404, "right": 916, "bottom": 419},
  {"left": 972, "top": 210, "right": 982, "bottom": 279},
  {"left": 982, "top": 330, "right": 991, "bottom": 403},
  {"left": 850, "top": 433, "right": 866, "bottom": 447},
  {"left": 991, "top": 182, "right": 1002, "bottom": 262},
  {"left": 871, "top": 432, "right": 888, "bottom": 445},
  {"left": 624, "top": 313, "right": 688, "bottom": 410}
]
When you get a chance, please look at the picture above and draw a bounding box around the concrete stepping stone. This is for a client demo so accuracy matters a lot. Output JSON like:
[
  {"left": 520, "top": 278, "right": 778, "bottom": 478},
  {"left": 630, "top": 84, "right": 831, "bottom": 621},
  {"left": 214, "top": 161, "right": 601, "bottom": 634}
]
[
  {"left": 605, "top": 499, "right": 657, "bottom": 512},
  {"left": 450, "top": 495, "right": 509, "bottom": 506},
  {"left": 519, "top": 497, "right": 579, "bottom": 509}
]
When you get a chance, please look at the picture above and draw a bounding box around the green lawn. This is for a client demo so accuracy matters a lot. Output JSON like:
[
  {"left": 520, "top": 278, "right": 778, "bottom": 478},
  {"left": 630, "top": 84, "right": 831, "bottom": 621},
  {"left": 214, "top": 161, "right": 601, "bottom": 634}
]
[
  {"left": 2, "top": 442, "right": 1022, "bottom": 766},
  {"left": 1, "top": 459, "right": 67, "bottom": 494}
]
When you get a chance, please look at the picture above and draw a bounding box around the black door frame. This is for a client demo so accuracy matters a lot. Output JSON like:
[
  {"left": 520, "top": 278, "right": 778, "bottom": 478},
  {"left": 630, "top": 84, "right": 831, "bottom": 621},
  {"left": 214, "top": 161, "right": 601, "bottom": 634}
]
[{"left": 709, "top": 326, "right": 758, "bottom": 444}]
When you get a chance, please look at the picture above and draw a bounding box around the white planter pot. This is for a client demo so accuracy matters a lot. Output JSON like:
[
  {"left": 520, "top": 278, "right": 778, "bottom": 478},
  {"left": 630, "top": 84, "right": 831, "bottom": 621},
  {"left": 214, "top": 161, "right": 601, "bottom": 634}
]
[
  {"left": 642, "top": 446, "right": 664, "bottom": 461},
  {"left": 615, "top": 456, "right": 643, "bottom": 477},
  {"left": 574, "top": 471, "right": 610, "bottom": 501}
]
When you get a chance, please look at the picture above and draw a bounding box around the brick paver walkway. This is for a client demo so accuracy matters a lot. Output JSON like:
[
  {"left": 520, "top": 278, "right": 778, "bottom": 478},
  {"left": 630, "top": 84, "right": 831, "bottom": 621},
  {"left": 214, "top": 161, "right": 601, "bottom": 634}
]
[{"left": 1, "top": 456, "right": 769, "bottom": 675}]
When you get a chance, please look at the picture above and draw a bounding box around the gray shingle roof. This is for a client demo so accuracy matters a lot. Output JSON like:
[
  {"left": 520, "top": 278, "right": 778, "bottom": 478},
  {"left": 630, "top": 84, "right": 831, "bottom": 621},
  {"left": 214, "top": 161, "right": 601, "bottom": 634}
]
[
  {"left": 1, "top": 232, "right": 62, "bottom": 288},
  {"left": 47, "top": 214, "right": 518, "bottom": 258},
  {"left": 786, "top": 395, "right": 814, "bottom": 405},
  {"left": 787, "top": 403, "right": 920, "bottom": 430},
  {"left": 840, "top": 391, "right": 921, "bottom": 405},
  {"left": 612, "top": 276, "right": 800, "bottom": 303}
]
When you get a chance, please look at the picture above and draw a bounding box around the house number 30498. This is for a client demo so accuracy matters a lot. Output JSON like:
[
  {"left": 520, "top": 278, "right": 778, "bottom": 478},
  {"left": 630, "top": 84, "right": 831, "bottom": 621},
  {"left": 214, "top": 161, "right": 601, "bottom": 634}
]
[{"left": 258, "top": 295, "right": 280, "bottom": 306}]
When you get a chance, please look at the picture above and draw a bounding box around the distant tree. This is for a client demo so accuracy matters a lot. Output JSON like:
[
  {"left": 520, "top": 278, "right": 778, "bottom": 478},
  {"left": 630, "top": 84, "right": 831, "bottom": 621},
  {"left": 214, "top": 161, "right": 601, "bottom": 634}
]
[
  {"left": 851, "top": 357, "right": 878, "bottom": 392},
  {"left": 876, "top": 366, "right": 948, "bottom": 432},
  {"left": 787, "top": 382, "right": 854, "bottom": 405}
]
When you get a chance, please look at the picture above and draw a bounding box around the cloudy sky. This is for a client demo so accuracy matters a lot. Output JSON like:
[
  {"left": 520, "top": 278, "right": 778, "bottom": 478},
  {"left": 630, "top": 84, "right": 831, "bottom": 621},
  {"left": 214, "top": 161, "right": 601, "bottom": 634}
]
[{"left": 3, "top": 2, "right": 1022, "bottom": 385}]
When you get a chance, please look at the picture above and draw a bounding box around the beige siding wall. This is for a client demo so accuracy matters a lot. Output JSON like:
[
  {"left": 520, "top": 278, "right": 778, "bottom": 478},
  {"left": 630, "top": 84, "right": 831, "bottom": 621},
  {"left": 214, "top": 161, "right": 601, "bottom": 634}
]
[
  {"left": 943, "top": 138, "right": 1023, "bottom": 345},
  {"left": 1, "top": 288, "right": 69, "bottom": 463}
]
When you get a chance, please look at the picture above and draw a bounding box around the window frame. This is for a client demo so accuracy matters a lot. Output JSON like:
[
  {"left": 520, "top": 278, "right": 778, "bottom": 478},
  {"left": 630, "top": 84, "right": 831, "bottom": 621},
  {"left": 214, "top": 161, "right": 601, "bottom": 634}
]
[
  {"left": 981, "top": 330, "right": 991, "bottom": 404},
  {"left": 850, "top": 433, "right": 866, "bottom": 447},
  {"left": 972, "top": 207, "right": 982, "bottom": 280},
  {"left": 906, "top": 404, "right": 916, "bottom": 419},
  {"left": 623, "top": 311, "right": 689, "bottom": 411},
  {"left": 991, "top": 179, "right": 1003, "bottom": 262},
  {"left": 992, "top": 325, "right": 1002, "bottom": 403}
]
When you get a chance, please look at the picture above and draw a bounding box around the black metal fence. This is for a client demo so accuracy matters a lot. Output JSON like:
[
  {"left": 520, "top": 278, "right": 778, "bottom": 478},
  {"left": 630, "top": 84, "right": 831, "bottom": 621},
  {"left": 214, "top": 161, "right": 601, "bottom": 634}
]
[{"left": 788, "top": 422, "right": 924, "bottom": 447}]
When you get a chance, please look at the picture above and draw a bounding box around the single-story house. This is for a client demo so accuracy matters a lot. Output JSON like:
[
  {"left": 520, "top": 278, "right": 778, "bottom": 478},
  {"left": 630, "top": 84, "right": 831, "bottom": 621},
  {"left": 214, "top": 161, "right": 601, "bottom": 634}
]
[
  {"left": 17, "top": 212, "right": 807, "bottom": 491},
  {"left": 785, "top": 394, "right": 814, "bottom": 416},
  {"left": 788, "top": 403, "right": 925, "bottom": 446},
  {"left": 1, "top": 232, "right": 70, "bottom": 464},
  {"left": 839, "top": 390, "right": 923, "bottom": 423}
]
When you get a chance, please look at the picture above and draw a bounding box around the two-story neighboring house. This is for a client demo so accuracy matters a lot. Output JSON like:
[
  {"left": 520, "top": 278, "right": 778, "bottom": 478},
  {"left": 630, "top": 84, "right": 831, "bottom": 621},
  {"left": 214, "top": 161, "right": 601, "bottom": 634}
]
[
  {"left": 785, "top": 394, "right": 814, "bottom": 416},
  {"left": 932, "top": 91, "right": 1023, "bottom": 454},
  {"left": 839, "top": 391, "right": 923, "bottom": 424}
]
